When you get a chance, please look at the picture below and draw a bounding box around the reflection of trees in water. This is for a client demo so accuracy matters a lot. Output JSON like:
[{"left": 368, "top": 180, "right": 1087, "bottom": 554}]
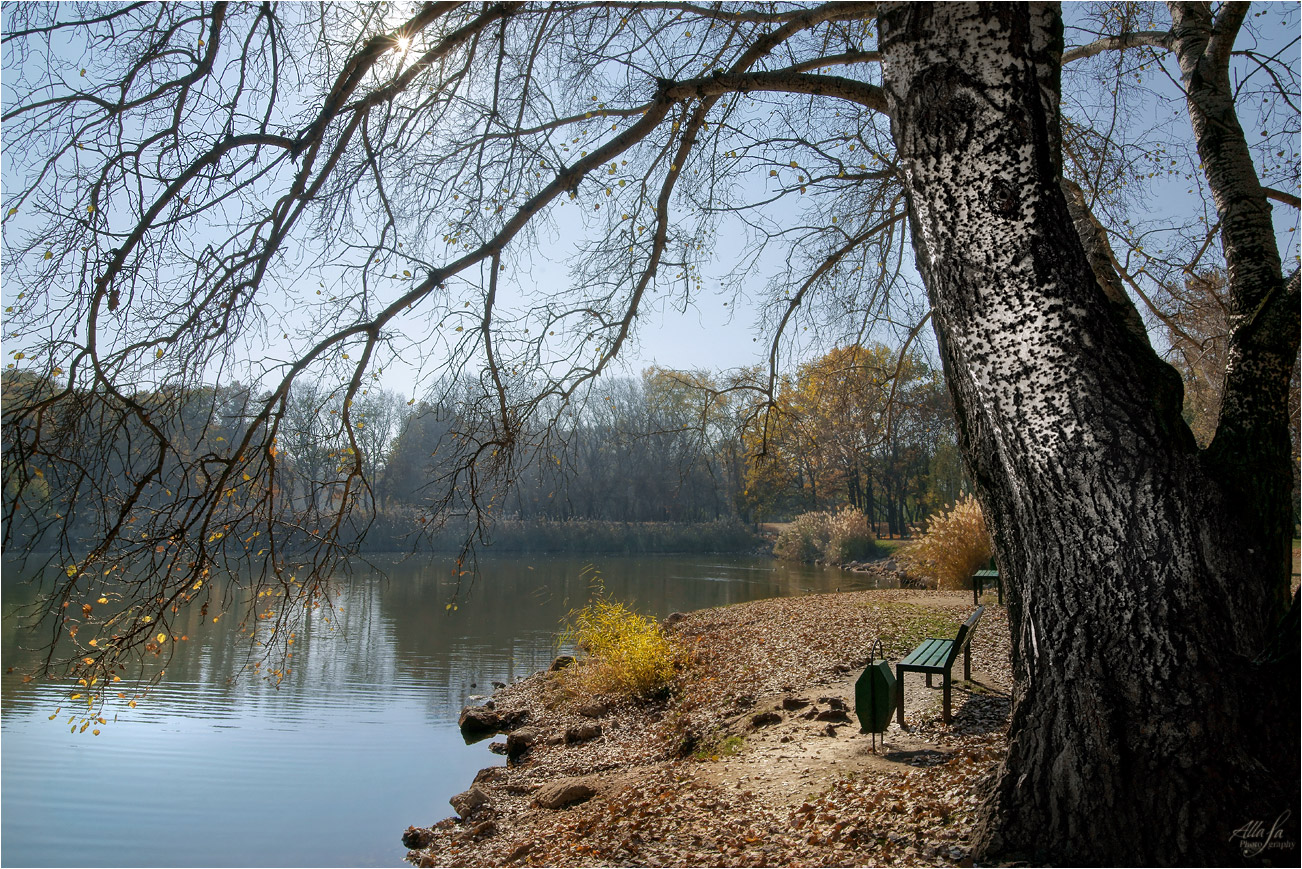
[{"left": 2, "top": 555, "right": 879, "bottom": 720}]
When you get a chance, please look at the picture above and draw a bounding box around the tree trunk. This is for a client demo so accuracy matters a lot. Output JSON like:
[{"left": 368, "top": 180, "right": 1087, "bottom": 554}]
[
  {"left": 847, "top": 464, "right": 862, "bottom": 513},
  {"left": 864, "top": 474, "right": 876, "bottom": 534},
  {"left": 879, "top": 3, "right": 1297, "bottom": 864}
]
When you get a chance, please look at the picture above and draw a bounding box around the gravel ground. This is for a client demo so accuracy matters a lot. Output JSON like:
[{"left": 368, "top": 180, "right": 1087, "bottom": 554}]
[{"left": 403, "top": 588, "right": 1012, "bottom": 867}]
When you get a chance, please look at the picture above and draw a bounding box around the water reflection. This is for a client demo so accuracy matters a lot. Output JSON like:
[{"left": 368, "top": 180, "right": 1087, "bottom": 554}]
[{"left": 1, "top": 554, "right": 888, "bottom": 867}]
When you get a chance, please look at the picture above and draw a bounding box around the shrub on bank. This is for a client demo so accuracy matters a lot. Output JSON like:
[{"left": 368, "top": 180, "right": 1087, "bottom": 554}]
[
  {"left": 823, "top": 507, "right": 879, "bottom": 562},
  {"left": 773, "top": 508, "right": 882, "bottom": 564},
  {"left": 560, "top": 593, "right": 681, "bottom": 698},
  {"left": 895, "top": 495, "right": 992, "bottom": 589},
  {"left": 772, "top": 511, "right": 830, "bottom": 562}
]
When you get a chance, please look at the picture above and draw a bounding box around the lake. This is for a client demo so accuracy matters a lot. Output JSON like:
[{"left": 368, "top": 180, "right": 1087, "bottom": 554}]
[{"left": 1, "top": 554, "right": 890, "bottom": 867}]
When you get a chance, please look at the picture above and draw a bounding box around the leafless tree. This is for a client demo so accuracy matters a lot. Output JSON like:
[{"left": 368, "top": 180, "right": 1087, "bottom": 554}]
[{"left": 2, "top": 2, "right": 1297, "bottom": 862}]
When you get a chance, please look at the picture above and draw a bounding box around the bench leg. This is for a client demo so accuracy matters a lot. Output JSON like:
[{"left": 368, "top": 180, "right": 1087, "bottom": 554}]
[
  {"left": 942, "top": 673, "right": 952, "bottom": 724},
  {"left": 896, "top": 668, "right": 906, "bottom": 728},
  {"left": 925, "top": 673, "right": 933, "bottom": 688},
  {"left": 963, "top": 647, "right": 971, "bottom": 682}
]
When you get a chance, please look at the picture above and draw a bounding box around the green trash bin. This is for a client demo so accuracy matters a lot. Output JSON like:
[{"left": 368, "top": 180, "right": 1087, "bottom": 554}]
[{"left": 855, "top": 639, "right": 896, "bottom": 749}]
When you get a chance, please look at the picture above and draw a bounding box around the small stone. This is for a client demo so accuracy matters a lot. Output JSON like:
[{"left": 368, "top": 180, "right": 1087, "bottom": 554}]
[
  {"left": 506, "top": 726, "right": 540, "bottom": 761},
  {"left": 401, "top": 826, "right": 434, "bottom": 849},
  {"left": 488, "top": 741, "right": 508, "bottom": 755},
  {"left": 781, "top": 696, "right": 810, "bottom": 711},
  {"left": 458, "top": 705, "right": 501, "bottom": 741},
  {"left": 575, "top": 701, "right": 608, "bottom": 718},
  {"left": 664, "top": 612, "right": 688, "bottom": 627},
  {"left": 503, "top": 782, "right": 538, "bottom": 796},
  {"left": 534, "top": 776, "right": 599, "bottom": 809},
  {"left": 499, "top": 708, "right": 529, "bottom": 730},
  {"left": 815, "top": 708, "right": 852, "bottom": 724},
  {"left": 465, "top": 819, "right": 496, "bottom": 839},
  {"left": 549, "top": 655, "right": 575, "bottom": 671},
  {"left": 818, "top": 696, "right": 848, "bottom": 712},
  {"left": 473, "top": 766, "right": 504, "bottom": 784},
  {"left": 565, "top": 722, "right": 602, "bottom": 744},
  {"left": 491, "top": 681, "right": 506, "bottom": 689},
  {"left": 751, "top": 710, "right": 782, "bottom": 728},
  {"left": 449, "top": 785, "right": 491, "bottom": 819},
  {"left": 506, "top": 842, "right": 533, "bottom": 863}
]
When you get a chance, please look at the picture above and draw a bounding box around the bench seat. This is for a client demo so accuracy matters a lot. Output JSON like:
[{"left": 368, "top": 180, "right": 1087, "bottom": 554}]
[
  {"left": 899, "top": 637, "right": 957, "bottom": 672},
  {"left": 896, "top": 606, "right": 983, "bottom": 726}
]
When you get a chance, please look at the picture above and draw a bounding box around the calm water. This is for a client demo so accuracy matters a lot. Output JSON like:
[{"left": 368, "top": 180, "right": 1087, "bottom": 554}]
[{"left": 1, "top": 554, "right": 888, "bottom": 867}]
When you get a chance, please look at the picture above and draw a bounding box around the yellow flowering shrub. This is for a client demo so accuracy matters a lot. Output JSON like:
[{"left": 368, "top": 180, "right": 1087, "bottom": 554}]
[{"left": 560, "top": 595, "right": 680, "bottom": 698}]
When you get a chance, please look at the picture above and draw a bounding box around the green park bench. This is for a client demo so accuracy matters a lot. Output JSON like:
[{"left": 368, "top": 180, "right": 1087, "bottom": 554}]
[
  {"left": 973, "top": 567, "right": 1002, "bottom": 606},
  {"left": 895, "top": 606, "right": 983, "bottom": 726}
]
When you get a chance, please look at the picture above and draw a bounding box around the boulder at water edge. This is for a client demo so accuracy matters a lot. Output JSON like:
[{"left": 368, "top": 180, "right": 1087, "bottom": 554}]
[{"left": 458, "top": 705, "right": 501, "bottom": 741}]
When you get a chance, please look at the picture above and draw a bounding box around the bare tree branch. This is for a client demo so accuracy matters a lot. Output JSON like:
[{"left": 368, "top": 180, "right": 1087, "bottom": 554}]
[{"left": 1062, "top": 29, "right": 1173, "bottom": 64}]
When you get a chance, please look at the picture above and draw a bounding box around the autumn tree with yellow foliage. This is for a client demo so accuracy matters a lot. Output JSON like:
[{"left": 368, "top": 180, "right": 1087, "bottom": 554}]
[{"left": 742, "top": 343, "right": 958, "bottom": 533}]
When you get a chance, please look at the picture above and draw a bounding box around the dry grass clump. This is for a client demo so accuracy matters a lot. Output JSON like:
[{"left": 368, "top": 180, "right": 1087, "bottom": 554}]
[
  {"left": 773, "top": 507, "right": 881, "bottom": 563},
  {"left": 560, "top": 594, "right": 681, "bottom": 698},
  {"left": 896, "top": 495, "right": 992, "bottom": 589},
  {"left": 823, "top": 507, "right": 878, "bottom": 562},
  {"left": 773, "top": 511, "right": 830, "bottom": 562}
]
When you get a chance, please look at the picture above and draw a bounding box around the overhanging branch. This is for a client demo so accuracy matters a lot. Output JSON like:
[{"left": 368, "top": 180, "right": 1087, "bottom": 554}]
[{"left": 1062, "top": 30, "right": 1173, "bottom": 64}]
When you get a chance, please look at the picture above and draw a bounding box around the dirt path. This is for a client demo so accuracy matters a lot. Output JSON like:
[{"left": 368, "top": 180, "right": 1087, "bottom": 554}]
[{"left": 697, "top": 665, "right": 1009, "bottom": 810}]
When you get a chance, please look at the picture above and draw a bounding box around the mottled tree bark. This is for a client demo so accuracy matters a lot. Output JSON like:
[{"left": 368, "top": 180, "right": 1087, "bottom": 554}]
[
  {"left": 1168, "top": 0, "right": 1300, "bottom": 642},
  {"left": 878, "top": 3, "right": 1297, "bottom": 864}
]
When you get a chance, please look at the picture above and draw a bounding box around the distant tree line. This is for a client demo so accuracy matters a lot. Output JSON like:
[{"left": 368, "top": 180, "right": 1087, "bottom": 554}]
[
  {"left": 14, "top": 303, "right": 1284, "bottom": 554},
  {"left": 3, "top": 343, "right": 965, "bottom": 551}
]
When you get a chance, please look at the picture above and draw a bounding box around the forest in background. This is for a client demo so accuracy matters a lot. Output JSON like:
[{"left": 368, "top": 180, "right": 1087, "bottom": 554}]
[
  {"left": 5, "top": 266, "right": 1292, "bottom": 557},
  {"left": 3, "top": 342, "right": 963, "bottom": 554}
]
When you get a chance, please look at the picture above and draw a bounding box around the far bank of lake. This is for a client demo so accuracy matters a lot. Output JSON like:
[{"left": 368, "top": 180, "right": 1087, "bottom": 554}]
[{"left": 1, "top": 553, "right": 895, "bottom": 868}]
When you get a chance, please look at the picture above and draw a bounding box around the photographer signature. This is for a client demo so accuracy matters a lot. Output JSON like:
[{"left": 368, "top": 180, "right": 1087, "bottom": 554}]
[{"left": 1231, "top": 811, "right": 1295, "bottom": 858}]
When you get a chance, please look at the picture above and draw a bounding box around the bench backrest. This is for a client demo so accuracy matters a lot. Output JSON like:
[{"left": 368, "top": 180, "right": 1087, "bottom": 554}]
[{"left": 943, "top": 606, "right": 984, "bottom": 668}]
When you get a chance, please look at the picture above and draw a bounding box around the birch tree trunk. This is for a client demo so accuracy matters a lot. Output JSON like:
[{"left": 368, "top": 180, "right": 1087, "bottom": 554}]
[{"left": 878, "top": 3, "right": 1298, "bottom": 863}]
